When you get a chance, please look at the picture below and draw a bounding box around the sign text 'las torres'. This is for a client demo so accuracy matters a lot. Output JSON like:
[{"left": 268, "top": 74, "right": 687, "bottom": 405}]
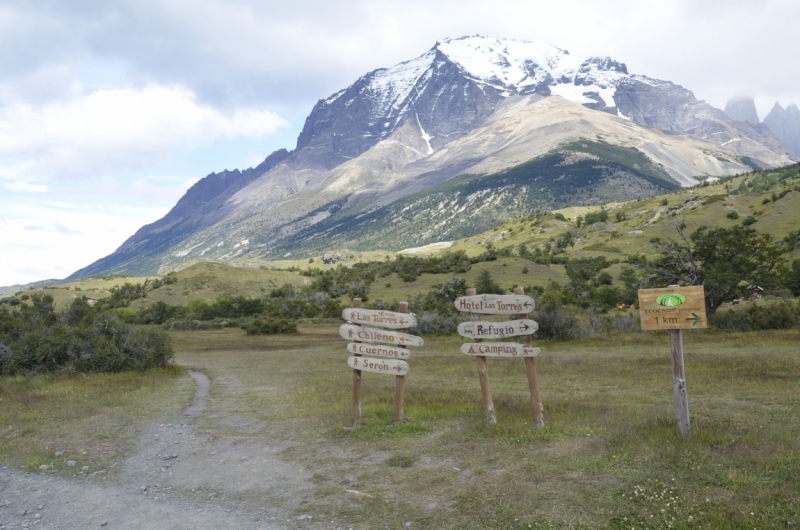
[
  {"left": 346, "top": 342, "right": 411, "bottom": 360},
  {"left": 339, "top": 324, "right": 424, "bottom": 347},
  {"left": 457, "top": 320, "right": 538, "bottom": 339},
  {"left": 461, "top": 343, "right": 541, "bottom": 357},
  {"left": 454, "top": 294, "right": 535, "bottom": 315},
  {"left": 348, "top": 356, "right": 409, "bottom": 376},
  {"left": 342, "top": 308, "right": 417, "bottom": 329}
]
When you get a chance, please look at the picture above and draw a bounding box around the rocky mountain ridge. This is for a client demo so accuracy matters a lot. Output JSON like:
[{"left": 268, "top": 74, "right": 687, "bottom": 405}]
[
  {"left": 68, "top": 36, "right": 797, "bottom": 279},
  {"left": 765, "top": 103, "right": 800, "bottom": 157}
]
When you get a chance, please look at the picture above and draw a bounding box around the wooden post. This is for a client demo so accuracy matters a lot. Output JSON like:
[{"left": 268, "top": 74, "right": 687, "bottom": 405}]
[
  {"left": 395, "top": 302, "right": 409, "bottom": 424},
  {"left": 467, "top": 288, "right": 496, "bottom": 425},
  {"left": 515, "top": 287, "right": 544, "bottom": 427},
  {"left": 669, "top": 329, "right": 691, "bottom": 436},
  {"left": 352, "top": 297, "right": 362, "bottom": 427}
]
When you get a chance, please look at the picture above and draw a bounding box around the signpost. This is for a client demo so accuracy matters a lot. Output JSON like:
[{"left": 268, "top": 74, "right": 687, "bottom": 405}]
[
  {"left": 638, "top": 285, "right": 707, "bottom": 331},
  {"left": 456, "top": 287, "right": 544, "bottom": 426},
  {"left": 341, "top": 298, "right": 422, "bottom": 427},
  {"left": 638, "top": 285, "right": 707, "bottom": 436},
  {"left": 460, "top": 343, "right": 540, "bottom": 357},
  {"left": 455, "top": 294, "right": 535, "bottom": 315},
  {"left": 339, "top": 324, "right": 424, "bottom": 347},
  {"left": 348, "top": 356, "right": 409, "bottom": 376},
  {"left": 346, "top": 343, "right": 411, "bottom": 359},
  {"left": 342, "top": 308, "right": 417, "bottom": 329},
  {"left": 457, "top": 319, "right": 538, "bottom": 339}
]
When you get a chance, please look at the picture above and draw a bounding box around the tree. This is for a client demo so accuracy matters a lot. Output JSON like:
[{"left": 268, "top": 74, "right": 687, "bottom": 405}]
[
  {"left": 475, "top": 270, "right": 505, "bottom": 295},
  {"left": 637, "top": 224, "right": 786, "bottom": 315},
  {"left": 787, "top": 259, "right": 800, "bottom": 296}
]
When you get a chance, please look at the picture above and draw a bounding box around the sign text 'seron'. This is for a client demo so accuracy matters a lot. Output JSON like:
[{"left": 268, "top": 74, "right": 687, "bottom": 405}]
[{"left": 347, "top": 356, "right": 409, "bottom": 376}]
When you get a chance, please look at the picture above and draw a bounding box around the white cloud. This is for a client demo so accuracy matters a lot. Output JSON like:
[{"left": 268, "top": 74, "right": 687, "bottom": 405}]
[
  {"left": 0, "top": 84, "right": 288, "bottom": 190},
  {"left": 0, "top": 199, "right": 168, "bottom": 285}
]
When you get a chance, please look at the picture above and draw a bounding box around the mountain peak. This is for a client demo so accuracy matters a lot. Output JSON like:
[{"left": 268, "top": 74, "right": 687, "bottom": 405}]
[{"left": 724, "top": 97, "right": 759, "bottom": 124}]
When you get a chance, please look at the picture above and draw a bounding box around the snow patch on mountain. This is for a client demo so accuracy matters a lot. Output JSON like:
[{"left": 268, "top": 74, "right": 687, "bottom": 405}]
[{"left": 365, "top": 50, "right": 436, "bottom": 121}]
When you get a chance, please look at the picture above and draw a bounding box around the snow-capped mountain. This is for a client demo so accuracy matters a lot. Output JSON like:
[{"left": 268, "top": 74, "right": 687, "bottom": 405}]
[
  {"left": 296, "top": 35, "right": 790, "bottom": 168},
  {"left": 69, "top": 36, "right": 796, "bottom": 279}
]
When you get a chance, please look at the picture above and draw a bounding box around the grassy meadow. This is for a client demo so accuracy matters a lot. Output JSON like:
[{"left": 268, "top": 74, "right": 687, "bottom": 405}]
[
  {"left": 169, "top": 326, "right": 800, "bottom": 529},
  {"left": 4, "top": 325, "right": 796, "bottom": 528}
]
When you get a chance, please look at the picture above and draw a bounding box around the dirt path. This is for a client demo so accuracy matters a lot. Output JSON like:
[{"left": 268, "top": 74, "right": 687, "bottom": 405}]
[
  {"left": 0, "top": 372, "right": 319, "bottom": 530},
  {"left": 183, "top": 370, "right": 210, "bottom": 417}
]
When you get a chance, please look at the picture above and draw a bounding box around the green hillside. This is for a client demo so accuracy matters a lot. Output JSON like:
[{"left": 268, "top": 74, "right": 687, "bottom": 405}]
[
  {"left": 269, "top": 141, "right": 680, "bottom": 258},
  {"left": 7, "top": 162, "right": 799, "bottom": 311}
]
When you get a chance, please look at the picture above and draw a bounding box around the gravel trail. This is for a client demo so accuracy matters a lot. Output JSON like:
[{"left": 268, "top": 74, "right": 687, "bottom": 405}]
[{"left": 0, "top": 372, "right": 318, "bottom": 530}]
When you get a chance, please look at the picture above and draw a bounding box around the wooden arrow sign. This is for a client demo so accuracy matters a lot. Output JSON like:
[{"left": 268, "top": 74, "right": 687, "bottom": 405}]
[
  {"left": 460, "top": 343, "right": 541, "bottom": 357},
  {"left": 339, "top": 324, "right": 424, "bottom": 347},
  {"left": 348, "top": 356, "right": 409, "bottom": 376},
  {"left": 457, "top": 319, "right": 538, "bottom": 339},
  {"left": 342, "top": 308, "right": 417, "bottom": 329},
  {"left": 454, "top": 294, "right": 535, "bottom": 315},
  {"left": 346, "top": 342, "right": 412, "bottom": 360}
]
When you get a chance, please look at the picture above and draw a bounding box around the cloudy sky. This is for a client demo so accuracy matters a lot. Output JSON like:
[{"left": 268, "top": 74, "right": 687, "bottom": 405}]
[{"left": 1, "top": 0, "right": 798, "bottom": 286}]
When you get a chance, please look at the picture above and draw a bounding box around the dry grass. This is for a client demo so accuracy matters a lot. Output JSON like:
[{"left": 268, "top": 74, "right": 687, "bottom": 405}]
[
  {"left": 2, "top": 326, "right": 797, "bottom": 527},
  {"left": 169, "top": 326, "right": 800, "bottom": 529},
  {"left": 0, "top": 367, "right": 192, "bottom": 477}
]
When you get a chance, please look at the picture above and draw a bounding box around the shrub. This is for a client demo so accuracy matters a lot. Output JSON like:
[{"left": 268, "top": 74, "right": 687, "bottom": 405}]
[
  {"left": 0, "top": 296, "right": 174, "bottom": 375},
  {"left": 532, "top": 305, "right": 583, "bottom": 339},
  {"left": 244, "top": 317, "right": 298, "bottom": 335},
  {"left": 726, "top": 211, "right": 739, "bottom": 220},
  {"left": 413, "top": 312, "right": 469, "bottom": 335},
  {"left": 710, "top": 300, "right": 800, "bottom": 331}
]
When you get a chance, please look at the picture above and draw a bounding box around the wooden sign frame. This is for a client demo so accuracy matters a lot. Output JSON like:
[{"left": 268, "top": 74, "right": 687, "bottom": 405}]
[
  {"left": 637, "top": 285, "right": 707, "bottom": 436},
  {"left": 345, "top": 298, "right": 420, "bottom": 427},
  {"left": 638, "top": 285, "right": 707, "bottom": 331},
  {"left": 457, "top": 287, "right": 544, "bottom": 427}
]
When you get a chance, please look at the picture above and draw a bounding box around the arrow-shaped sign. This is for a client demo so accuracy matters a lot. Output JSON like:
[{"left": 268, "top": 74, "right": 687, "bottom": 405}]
[
  {"left": 341, "top": 308, "right": 417, "bottom": 329},
  {"left": 457, "top": 319, "right": 538, "bottom": 339},
  {"left": 339, "top": 325, "right": 423, "bottom": 347},
  {"left": 347, "top": 356, "right": 409, "bottom": 376},
  {"left": 454, "top": 294, "right": 536, "bottom": 315},
  {"left": 686, "top": 313, "right": 702, "bottom": 326}
]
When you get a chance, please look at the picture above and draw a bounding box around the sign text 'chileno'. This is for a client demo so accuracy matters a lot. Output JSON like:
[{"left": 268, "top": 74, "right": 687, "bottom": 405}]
[{"left": 339, "top": 324, "right": 424, "bottom": 347}]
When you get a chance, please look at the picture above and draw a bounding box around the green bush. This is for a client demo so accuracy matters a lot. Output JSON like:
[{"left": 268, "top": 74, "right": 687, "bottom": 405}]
[
  {"left": 710, "top": 300, "right": 800, "bottom": 331},
  {"left": 0, "top": 295, "right": 174, "bottom": 375},
  {"left": 244, "top": 317, "right": 298, "bottom": 335}
]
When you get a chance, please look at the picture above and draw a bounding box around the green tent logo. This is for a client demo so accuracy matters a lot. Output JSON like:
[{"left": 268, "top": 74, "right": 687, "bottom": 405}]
[{"left": 656, "top": 293, "right": 687, "bottom": 307}]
